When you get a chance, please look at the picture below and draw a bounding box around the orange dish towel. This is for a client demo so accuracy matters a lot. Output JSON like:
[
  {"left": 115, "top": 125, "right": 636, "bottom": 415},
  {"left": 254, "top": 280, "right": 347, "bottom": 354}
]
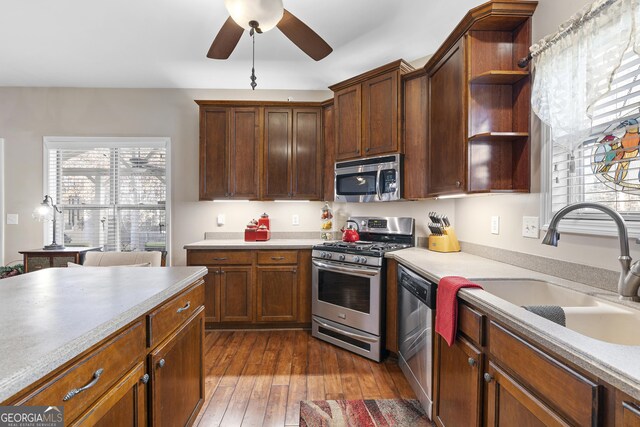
[{"left": 435, "top": 276, "right": 483, "bottom": 346}]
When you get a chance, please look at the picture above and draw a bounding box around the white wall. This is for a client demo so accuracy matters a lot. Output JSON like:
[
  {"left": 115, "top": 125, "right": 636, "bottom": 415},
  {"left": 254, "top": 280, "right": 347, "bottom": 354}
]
[
  {"left": 0, "top": 88, "right": 331, "bottom": 266},
  {"left": 454, "top": 0, "right": 636, "bottom": 273},
  {"left": 0, "top": 139, "right": 4, "bottom": 265}
]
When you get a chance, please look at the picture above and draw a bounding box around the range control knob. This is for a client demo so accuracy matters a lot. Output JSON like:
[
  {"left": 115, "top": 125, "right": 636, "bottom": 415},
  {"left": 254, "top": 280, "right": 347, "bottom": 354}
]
[
  {"left": 320, "top": 252, "right": 328, "bottom": 258},
  {"left": 338, "top": 254, "right": 346, "bottom": 261},
  {"left": 353, "top": 256, "right": 361, "bottom": 263},
  {"left": 325, "top": 252, "right": 333, "bottom": 259},
  {"left": 359, "top": 257, "right": 368, "bottom": 264}
]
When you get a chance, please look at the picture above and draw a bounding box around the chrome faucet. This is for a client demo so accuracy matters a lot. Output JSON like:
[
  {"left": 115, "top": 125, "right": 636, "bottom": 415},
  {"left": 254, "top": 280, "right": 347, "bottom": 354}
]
[{"left": 542, "top": 202, "right": 640, "bottom": 301}]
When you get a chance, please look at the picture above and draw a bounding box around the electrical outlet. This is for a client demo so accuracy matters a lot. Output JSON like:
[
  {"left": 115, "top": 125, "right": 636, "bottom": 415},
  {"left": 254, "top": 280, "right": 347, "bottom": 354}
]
[
  {"left": 292, "top": 214, "right": 300, "bottom": 226},
  {"left": 491, "top": 216, "right": 500, "bottom": 235},
  {"left": 217, "top": 214, "right": 225, "bottom": 226},
  {"left": 522, "top": 216, "right": 539, "bottom": 238},
  {"left": 6, "top": 214, "right": 18, "bottom": 225}
]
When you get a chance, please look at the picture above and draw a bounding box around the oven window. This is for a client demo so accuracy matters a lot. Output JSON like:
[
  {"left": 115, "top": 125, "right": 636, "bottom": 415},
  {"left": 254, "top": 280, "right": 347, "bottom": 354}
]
[
  {"left": 318, "top": 270, "right": 371, "bottom": 314},
  {"left": 336, "top": 172, "right": 377, "bottom": 195}
]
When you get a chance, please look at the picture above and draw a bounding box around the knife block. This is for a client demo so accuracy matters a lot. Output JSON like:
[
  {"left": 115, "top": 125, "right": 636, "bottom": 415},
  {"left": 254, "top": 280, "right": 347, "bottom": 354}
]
[{"left": 428, "top": 226, "right": 461, "bottom": 253}]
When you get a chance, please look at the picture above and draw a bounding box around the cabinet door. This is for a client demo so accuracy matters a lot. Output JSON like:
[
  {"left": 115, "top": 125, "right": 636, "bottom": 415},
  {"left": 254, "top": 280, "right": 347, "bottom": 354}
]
[
  {"left": 220, "top": 266, "right": 254, "bottom": 322},
  {"left": 71, "top": 362, "right": 147, "bottom": 427},
  {"left": 150, "top": 309, "right": 204, "bottom": 427},
  {"left": 485, "top": 362, "right": 570, "bottom": 427},
  {"left": 322, "top": 102, "right": 335, "bottom": 201},
  {"left": 204, "top": 267, "right": 220, "bottom": 324},
  {"left": 230, "top": 107, "right": 260, "bottom": 199},
  {"left": 292, "top": 108, "right": 322, "bottom": 200},
  {"left": 403, "top": 72, "right": 429, "bottom": 199},
  {"left": 621, "top": 402, "right": 640, "bottom": 427},
  {"left": 433, "top": 335, "right": 482, "bottom": 427},
  {"left": 263, "top": 108, "right": 293, "bottom": 199},
  {"left": 199, "top": 107, "right": 229, "bottom": 200},
  {"left": 334, "top": 84, "right": 362, "bottom": 160},
  {"left": 428, "top": 39, "right": 466, "bottom": 195},
  {"left": 256, "top": 266, "right": 298, "bottom": 322},
  {"left": 362, "top": 70, "right": 399, "bottom": 156}
]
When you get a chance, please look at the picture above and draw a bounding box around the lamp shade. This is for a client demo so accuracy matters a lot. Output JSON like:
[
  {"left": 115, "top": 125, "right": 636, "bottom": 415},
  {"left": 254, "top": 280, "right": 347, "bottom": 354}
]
[
  {"left": 33, "top": 200, "right": 53, "bottom": 222},
  {"left": 224, "top": 0, "right": 284, "bottom": 32}
]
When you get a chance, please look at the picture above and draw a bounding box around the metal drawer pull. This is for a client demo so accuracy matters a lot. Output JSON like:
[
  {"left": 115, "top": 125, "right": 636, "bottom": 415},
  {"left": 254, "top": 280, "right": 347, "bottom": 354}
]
[
  {"left": 140, "top": 374, "right": 150, "bottom": 384},
  {"left": 271, "top": 256, "right": 285, "bottom": 260},
  {"left": 177, "top": 301, "right": 191, "bottom": 313},
  {"left": 312, "top": 318, "right": 378, "bottom": 343},
  {"left": 158, "top": 359, "right": 166, "bottom": 368},
  {"left": 468, "top": 357, "right": 477, "bottom": 367},
  {"left": 63, "top": 368, "right": 104, "bottom": 401},
  {"left": 213, "top": 257, "right": 227, "bottom": 261},
  {"left": 483, "top": 373, "right": 493, "bottom": 383}
]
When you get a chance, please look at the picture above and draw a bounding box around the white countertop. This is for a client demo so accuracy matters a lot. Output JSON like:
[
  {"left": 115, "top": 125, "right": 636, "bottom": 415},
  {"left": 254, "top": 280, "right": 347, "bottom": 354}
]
[
  {"left": 388, "top": 247, "right": 640, "bottom": 400},
  {"left": 0, "top": 266, "right": 207, "bottom": 403},
  {"left": 184, "top": 239, "right": 327, "bottom": 249}
]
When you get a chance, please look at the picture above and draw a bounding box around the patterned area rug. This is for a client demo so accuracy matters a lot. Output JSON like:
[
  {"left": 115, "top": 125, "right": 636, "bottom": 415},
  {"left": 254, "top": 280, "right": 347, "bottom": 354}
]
[{"left": 299, "top": 399, "right": 431, "bottom": 426}]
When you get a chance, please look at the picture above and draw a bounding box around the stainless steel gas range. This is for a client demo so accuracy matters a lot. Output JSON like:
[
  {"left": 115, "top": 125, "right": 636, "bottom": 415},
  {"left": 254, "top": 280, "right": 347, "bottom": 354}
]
[{"left": 311, "top": 216, "right": 415, "bottom": 361}]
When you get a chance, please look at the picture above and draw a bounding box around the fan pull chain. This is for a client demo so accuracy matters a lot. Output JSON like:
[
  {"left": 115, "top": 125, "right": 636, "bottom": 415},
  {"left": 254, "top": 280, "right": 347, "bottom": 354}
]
[{"left": 250, "top": 28, "right": 257, "bottom": 90}]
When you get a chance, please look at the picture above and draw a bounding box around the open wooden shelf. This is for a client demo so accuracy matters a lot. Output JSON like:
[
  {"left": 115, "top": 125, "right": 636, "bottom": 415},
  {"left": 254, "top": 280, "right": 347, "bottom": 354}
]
[
  {"left": 469, "top": 70, "right": 529, "bottom": 85},
  {"left": 468, "top": 132, "right": 529, "bottom": 143}
]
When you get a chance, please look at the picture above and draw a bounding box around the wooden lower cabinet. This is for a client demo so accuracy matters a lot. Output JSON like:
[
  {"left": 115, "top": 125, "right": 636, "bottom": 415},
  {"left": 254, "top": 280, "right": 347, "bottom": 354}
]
[
  {"left": 621, "top": 401, "right": 640, "bottom": 427},
  {"left": 71, "top": 362, "right": 147, "bottom": 427},
  {"left": 187, "top": 248, "right": 312, "bottom": 328},
  {"left": 256, "top": 266, "right": 297, "bottom": 322},
  {"left": 434, "top": 335, "right": 483, "bottom": 427},
  {"left": 220, "top": 266, "right": 253, "bottom": 322},
  {"left": 150, "top": 308, "right": 205, "bottom": 427}
]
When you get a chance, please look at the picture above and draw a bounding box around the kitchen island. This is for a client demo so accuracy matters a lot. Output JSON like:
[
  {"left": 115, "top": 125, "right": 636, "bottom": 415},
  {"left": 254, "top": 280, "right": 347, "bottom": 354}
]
[
  {"left": 388, "top": 247, "right": 640, "bottom": 425},
  {"left": 0, "top": 266, "right": 207, "bottom": 426}
]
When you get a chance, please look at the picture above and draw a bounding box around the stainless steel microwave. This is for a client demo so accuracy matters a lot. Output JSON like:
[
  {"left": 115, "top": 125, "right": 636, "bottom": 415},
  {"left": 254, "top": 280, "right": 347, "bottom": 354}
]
[{"left": 334, "top": 154, "right": 402, "bottom": 202}]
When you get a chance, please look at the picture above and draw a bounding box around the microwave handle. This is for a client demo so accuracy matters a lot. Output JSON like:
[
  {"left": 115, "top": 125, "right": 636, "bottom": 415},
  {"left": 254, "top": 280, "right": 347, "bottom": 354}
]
[{"left": 376, "top": 168, "right": 383, "bottom": 200}]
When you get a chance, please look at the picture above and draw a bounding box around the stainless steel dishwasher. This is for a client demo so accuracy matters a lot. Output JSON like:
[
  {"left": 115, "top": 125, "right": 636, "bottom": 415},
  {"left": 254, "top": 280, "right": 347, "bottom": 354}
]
[{"left": 397, "top": 264, "right": 436, "bottom": 418}]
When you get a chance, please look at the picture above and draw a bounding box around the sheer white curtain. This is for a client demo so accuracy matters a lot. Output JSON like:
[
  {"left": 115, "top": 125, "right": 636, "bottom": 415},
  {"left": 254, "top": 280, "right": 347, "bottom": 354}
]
[{"left": 531, "top": 0, "right": 640, "bottom": 152}]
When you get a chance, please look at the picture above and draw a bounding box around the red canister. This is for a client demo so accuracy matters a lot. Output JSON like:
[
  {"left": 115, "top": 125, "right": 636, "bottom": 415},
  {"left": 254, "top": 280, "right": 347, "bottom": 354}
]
[{"left": 258, "top": 213, "right": 270, "bottom": 230}]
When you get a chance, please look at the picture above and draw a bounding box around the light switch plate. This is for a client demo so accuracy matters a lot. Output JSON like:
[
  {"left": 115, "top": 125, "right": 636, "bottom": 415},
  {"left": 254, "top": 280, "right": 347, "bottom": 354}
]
[
  {"left": 522, "top": 216, "right": 539, "bottom": 238},
  {"left": 6, "top": 214, "right": 18, "bottom": 225},
  {"left": 217, "top": 214, "right": 225, "bottom": 226},
  {"left": 491, "top": 216, "right": 500, "bottom": 235}
]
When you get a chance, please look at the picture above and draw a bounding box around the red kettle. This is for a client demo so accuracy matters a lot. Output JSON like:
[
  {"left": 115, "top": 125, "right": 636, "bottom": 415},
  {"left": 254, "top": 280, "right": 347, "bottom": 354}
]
[{"left": 341, "top": 220, "right": 360, "bottom": 242}]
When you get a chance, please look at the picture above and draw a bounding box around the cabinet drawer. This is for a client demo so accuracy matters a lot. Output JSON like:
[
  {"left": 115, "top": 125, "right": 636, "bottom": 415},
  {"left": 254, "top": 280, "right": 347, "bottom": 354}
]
[
  {"left": 148, "top": 282, "right": 204, "bottom": 347},
  {"left": 458, "top": 303, "right": 484, "bottom": 346},
  {"left": 52, "top": 256, "right": 76, "bottom": 268},
  {"left": 257, "top": 250, "right": 298, "bottom": 265},
  {"left": 187, "top": 250, "right": 253, "bottom": 265},
  {"left": 15, "top": 321, "right": 146, "bottom": 424},
  {"left": 489, "top": 321, "right": 599, "bottom": 427},
  {"left": 27, "top": 256, "right": 51, "bottom": 271}
]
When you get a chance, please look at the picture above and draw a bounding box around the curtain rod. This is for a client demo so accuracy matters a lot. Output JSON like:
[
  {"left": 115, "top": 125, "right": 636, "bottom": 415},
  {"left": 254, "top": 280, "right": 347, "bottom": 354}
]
[{"left": 518, "top": 0, "right": 618, "bottom": 68}]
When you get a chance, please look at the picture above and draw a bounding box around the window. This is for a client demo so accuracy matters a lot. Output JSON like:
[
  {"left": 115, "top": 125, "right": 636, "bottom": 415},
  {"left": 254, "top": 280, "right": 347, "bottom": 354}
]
[
  {"left": 543, "top": 48, "right": 640, "bottom": 235},
  {"left": 43, "top": 137, "right": 170, "bottom": 257}
]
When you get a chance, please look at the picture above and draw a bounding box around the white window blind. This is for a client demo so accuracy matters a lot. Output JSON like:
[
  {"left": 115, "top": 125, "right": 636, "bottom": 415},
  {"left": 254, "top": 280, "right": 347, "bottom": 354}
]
[
  {"left": 548, "top": 48, "right": 640, "bottom": 226},
  {"left": 43, "top": 137, "right": 170, "bottom": 256}
]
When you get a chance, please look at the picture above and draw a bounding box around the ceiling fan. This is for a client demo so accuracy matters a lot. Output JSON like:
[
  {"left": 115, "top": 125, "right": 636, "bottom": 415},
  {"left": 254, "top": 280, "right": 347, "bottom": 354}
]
[{"left": 207, "top": 0, "right": 333, "bottom": 61}]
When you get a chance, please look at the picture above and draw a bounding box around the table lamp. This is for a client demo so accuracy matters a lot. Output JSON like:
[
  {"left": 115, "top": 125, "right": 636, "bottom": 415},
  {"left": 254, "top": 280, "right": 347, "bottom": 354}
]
[{"left": 33, "top": 195, "right": 64, "bottom": 250}]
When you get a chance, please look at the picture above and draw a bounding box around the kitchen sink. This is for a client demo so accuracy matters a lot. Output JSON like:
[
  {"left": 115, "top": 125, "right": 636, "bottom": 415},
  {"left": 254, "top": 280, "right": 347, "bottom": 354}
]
[{"left": 472, "top": 279, "right": 640, "bottom": 346}]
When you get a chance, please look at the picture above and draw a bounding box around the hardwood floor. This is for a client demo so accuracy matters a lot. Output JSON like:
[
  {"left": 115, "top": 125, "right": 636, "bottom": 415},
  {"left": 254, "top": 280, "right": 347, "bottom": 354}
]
[{"left": 194, "top": 330, "right": 416, "bottom": 426}]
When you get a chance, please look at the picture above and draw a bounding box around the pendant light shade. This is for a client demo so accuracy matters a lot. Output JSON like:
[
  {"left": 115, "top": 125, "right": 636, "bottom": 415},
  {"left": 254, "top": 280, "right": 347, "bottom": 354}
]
[{"left": 224, "top": 0, "right": 284, "bottom": 32}]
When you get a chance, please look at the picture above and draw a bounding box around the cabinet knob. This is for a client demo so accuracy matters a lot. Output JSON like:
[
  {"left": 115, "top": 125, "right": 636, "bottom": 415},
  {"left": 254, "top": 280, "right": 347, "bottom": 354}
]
[
  {"left": 158, "top": 359, "right": 166, "bottom": 369},
  {"left": 365, "top": 148, "right": 370, "bottom": 152},
  {"left": 456, "top": 180, "right": 462, "bottom": 188},
  {"left": 483, "top": 373, "right": 493, "bottom": 383},
  {"left": 140, "top": 373, "right": 150, "bottom": 384},
  {"left": 468, "top": 357, "right": 477, "bottom": 367}
]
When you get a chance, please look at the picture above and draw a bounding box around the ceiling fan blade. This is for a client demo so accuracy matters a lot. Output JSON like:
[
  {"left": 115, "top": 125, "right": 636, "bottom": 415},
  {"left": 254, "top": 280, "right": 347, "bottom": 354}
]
[
  {"left": 276, "top": 9, "right": 333, "bottom": 61},
  {"left": 207, "top": 16, "right": 244, "bottom": 59}
]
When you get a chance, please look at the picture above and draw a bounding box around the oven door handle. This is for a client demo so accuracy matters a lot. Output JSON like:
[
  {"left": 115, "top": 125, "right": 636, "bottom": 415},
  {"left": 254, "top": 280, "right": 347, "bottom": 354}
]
[
  {"left": 313, "top": 318, "right": 379, "bottom": 343},
  {"left": 312, "top": 260, "right": 380, "bottom": 277}
]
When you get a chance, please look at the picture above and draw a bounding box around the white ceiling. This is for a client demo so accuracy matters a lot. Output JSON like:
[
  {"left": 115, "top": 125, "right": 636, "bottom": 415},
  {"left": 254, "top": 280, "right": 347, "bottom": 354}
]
[{"left": 0, "top": 0, "right": 483, "bottom": 90}]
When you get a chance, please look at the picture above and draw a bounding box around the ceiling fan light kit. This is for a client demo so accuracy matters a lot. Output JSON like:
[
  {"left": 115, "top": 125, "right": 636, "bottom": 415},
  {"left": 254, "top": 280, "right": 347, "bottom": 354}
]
[{"left": 224, "top": 0, "right": 283, "bottom": 32}]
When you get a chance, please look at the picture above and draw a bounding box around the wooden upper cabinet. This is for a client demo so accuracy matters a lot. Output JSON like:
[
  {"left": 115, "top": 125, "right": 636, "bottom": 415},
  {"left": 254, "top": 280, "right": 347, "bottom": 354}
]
[
  {"left": 334, "top": 84, "right": 362, "bottom": 160},
  {"left": 198, "top": 105, "right": 259, "bottom": 200},
  {"left": 428, "top": 39, "right": 466, "bottom": 196},
  {"left": 331, "top": 60, "right": 413, "bottom": 161},
  {"left": 322, "top": 101, "right": 335, "bottom": 201},
  {"left": 402, "top": 69, "right": 429, "bottom": 199},
  {"left": 362, "top": 70, "right": 399, "bottom": 156},
  {"left": 262, "top": 107, "right": 322, "bottom": 200}
]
